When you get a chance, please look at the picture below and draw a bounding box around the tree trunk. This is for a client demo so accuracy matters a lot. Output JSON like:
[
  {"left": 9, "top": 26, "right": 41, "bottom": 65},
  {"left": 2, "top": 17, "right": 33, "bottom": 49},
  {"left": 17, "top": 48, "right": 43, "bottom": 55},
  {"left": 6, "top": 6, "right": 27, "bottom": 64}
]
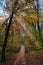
[
  {"left": 1, "top": 1, "right": 18, "bottom": 63},
  {"left": 36, "top": 0, "right": 41, "bottom": 40}
]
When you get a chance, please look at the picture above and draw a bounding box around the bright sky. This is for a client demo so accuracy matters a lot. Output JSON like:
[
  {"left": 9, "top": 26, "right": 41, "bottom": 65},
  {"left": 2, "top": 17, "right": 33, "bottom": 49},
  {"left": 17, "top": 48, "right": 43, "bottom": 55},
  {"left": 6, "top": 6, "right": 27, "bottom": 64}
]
[
  {"left": 39, "top": 0, "right": 43, "bottom": 13},
  {"left": 0, "top": 0, "right": 6, "bottom": 15},
  {"left": 0, "top": 0, "right": 6, "bottom": 10}
]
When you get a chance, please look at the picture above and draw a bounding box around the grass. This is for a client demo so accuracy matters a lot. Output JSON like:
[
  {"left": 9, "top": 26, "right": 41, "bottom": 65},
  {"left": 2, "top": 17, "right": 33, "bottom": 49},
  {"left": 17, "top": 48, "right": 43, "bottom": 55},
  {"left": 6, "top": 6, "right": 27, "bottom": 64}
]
[
  {"left": 29, "top": 50, "right": 43, "bottom": 57},
  {"left": 6, "top": 46, "right": 20, "bottom": 55}
]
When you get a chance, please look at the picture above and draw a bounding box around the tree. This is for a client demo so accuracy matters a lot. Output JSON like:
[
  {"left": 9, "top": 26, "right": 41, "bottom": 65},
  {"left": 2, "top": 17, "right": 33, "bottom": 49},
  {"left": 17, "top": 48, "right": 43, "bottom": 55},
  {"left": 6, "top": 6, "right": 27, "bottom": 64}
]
[
  {"left": 1, "top": 0, "right": 18, "bottom": 63},
  {"left": 1, "top": 0, "right": 36, "bottom": 63}
]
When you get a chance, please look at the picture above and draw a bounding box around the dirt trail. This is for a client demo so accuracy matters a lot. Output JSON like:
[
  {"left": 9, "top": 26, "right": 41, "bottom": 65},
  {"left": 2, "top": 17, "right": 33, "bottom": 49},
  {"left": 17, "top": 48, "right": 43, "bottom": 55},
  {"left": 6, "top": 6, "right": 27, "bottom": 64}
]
[
  {"left": 4, "top": 45, "right": 28, "bottom": 65},
  {"left": 14, "top": 45, "right": 27, "bottom": 65},
  {"left": 2, "top": 45, "right": 43, "bottom": 65}
]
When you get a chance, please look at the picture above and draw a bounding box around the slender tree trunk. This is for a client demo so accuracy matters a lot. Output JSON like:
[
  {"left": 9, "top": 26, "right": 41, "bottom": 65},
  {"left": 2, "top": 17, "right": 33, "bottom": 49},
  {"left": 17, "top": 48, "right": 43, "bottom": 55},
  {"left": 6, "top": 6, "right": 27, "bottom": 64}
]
[
  {"left": 32, "top": 22, "right": 37, "bottom": 40},
  {"left": 36, "top": 0, "right": 40, "bottom": 30},
  {"left": 36, "top": 0, "right": 41, "bottom": 40},
  {"left": 1, "top": 9, "right": 14, "bottom": 63},
  {"left": 1, "top": 1, "right": 18, "bottom": 63}
]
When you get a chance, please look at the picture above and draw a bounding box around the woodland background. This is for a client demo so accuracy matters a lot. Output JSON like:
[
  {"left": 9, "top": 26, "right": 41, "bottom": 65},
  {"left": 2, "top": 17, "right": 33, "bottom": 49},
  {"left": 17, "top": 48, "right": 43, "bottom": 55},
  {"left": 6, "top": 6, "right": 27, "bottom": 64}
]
[{"left": 0, "top": 0, "right": 43, "bottom": 65}]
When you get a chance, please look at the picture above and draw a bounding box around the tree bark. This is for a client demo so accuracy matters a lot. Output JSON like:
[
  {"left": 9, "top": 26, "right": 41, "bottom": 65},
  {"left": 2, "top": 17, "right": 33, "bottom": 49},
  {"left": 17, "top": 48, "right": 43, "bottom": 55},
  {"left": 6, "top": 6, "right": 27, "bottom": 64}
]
[
  {"left": 1, "top": 1, "right": 18, "bottom": 63},
  {"left": 36, "top": 0, "right": 41, "bottom": 40}
]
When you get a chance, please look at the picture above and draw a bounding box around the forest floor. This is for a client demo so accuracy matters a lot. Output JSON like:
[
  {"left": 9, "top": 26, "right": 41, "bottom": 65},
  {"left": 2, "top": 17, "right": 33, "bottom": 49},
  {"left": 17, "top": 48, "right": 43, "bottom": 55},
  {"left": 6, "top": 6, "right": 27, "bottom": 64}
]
[{"left": 1, "top": 44, "right": 43, "bottom": 65}]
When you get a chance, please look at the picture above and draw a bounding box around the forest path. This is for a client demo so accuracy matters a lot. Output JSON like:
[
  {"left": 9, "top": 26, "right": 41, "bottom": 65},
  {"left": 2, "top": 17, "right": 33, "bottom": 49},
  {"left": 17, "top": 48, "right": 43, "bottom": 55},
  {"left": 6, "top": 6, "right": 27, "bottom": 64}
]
[
  {"left": 14, "top": 45, "right": 27, "bottom": 65},
  {"left": 4, "top": 44, "right": 28, "bottom": 65}
]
